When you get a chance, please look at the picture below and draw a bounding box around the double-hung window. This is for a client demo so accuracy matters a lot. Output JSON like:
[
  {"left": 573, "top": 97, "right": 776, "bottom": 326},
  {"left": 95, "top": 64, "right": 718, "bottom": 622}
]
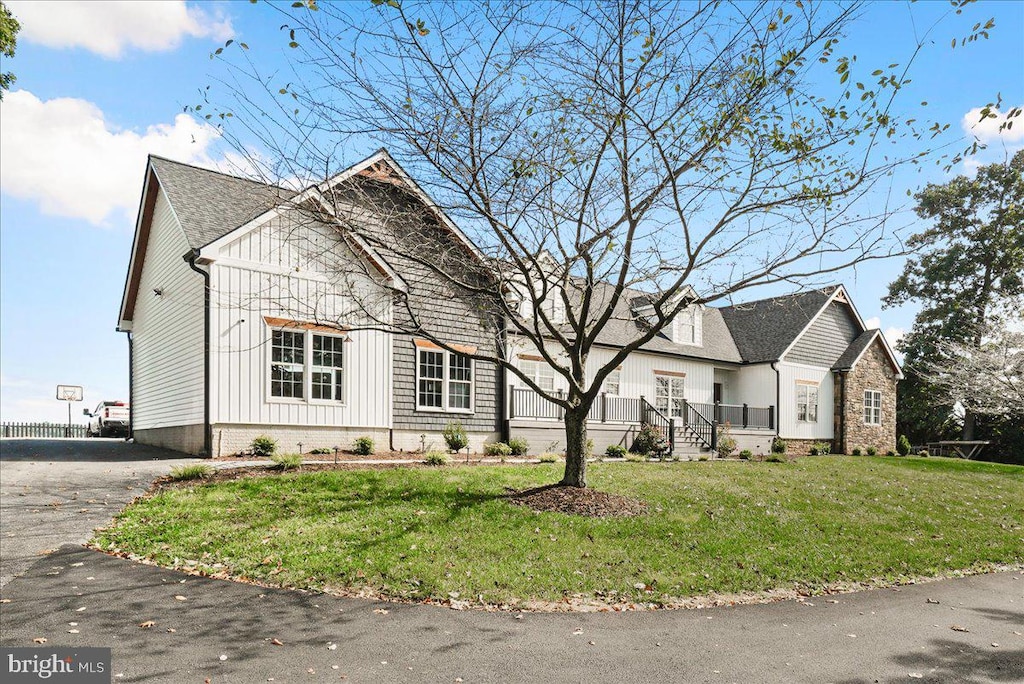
[
  {"left": 796, "top": 383, "right": 819, "bottom": 422},
  {"left": 271, "top": 330, "right": 306, "bottom": 399},
  {"left": 416, "top": 344, "right": 474, "bottom": 412},
  {"left": 519, "top": 358, "right": 557, "bottom": 392},
  {"left": 311, "top": 334, "right": 345, "bottom": 401},
  {"left": 270, "top": 325, "right": 346, "bottom": 402},
  {"left": 603, "top": 368, "right": 621, "bottom": 396},
  {"left": 654, "top": 373, "right": 685, "bottom": 418},
  {"left": 864, "top": 390, "right": 882, "bottom": 425}
]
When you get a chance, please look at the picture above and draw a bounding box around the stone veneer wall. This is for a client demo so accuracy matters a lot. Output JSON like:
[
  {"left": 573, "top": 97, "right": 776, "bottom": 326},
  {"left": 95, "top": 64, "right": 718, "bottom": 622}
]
[
  {"left": 834, "top": 340, "right": 898, "bottom": 454},
  {"left": 781, "top": 438, "right": 834, "bottom": 457}
]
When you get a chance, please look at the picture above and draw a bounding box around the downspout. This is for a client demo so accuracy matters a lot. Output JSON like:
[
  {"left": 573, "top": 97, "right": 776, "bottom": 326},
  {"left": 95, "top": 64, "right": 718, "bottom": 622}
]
[
  {"left": 127, "top": 332, "right": 134, "bottom": 440},
  {"left": 838, "top": 371, "right": 847, "bottom": 454},
  {"left": 184, "top": 249, "right": 212, "bottom": 457},
  {"left": 498, "top": 316, "right": 509, "bottom": 442},
  {"left": 771, "top": 361, "right": 781, "bottom": 438}
]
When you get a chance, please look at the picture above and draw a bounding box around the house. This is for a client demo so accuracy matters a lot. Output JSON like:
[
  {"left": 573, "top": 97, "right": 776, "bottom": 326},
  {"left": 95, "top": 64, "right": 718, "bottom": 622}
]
[{"left": 118, "top": 150, "right": 901, "bottom": 457}]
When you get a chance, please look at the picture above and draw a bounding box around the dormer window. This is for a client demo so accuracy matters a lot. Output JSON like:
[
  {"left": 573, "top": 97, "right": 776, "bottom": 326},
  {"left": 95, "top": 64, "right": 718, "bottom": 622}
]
[{"left": 671, "top": 306, "right": 702, "bottom": 346}]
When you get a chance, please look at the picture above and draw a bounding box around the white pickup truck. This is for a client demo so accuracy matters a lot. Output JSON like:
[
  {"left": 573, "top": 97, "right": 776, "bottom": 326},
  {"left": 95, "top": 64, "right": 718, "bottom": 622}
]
[{"left": 84, "top": 401, "right": 131, "bottom": 438}]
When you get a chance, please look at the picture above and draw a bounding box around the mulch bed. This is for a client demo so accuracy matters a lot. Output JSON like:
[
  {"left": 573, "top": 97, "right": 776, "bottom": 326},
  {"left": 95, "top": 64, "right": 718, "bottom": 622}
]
[{"left": 505, "top": 484, "right": 648, "bottom": 518}]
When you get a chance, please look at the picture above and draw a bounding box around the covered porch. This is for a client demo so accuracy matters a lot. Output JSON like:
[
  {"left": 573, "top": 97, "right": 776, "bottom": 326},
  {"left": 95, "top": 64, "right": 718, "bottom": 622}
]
[{"left": 507, "top": 387, "right": 775, "bottom": 455}]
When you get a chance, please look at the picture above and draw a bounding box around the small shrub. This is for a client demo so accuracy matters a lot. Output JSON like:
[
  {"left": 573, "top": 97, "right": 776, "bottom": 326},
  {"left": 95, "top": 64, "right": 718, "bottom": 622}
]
[
  {"left": 605, "top": 444, "right": 628, "bottom": 458},
  {"left": 809, "top": 442, "right": 831, "bottom": 456},
  {"left": 538, "top": 453, "right": 560, "bottom": 463},
  {"left": 866, "top": 446, "right": 878, "bottom": 456},
  {"left": 251, "top": 435, "right": 277, "bottom": 457},
  {"left": 169, "top": 464, "right": 214, "bottom": 481},
  {"left": 851, "top": 447, "right": 863, "bottom": 456},
  {"left": 716, "top": 422, "right": 737, "bottom": 459},
  {"left": 632, "top": 423, "right": 669, "bottom": 456},
  {"left": 308, "top": 447, "right": 332, "bottom": 455},
  {"left": 270, "top": 453, "right": 302, "bottom": 470},
  {"left": 423, "top": 451, "right": 449, "bottom": 466},
  {"left": 897, "top": 434, "right": 912, "bottom": 456},
  {"left": 443, "top": 421, "right": 469, "bottom": 452},
  {"left": 771, "top": 437, "right": 787, "bottom": 454},
  {"left": 697, "top": 454, "right": 709, "bottom": 461},
  {"left": 352, "top": 436, "right": 375, "bottom": 456},
  {"left": 739, "top": 449, "right": 753, "bottom": 460},
  {"left": 484, "top": 442, "right": 513, "bottom": 457},
  {"left": 508, "top": 438, "right": 530, "bottom": 456}
]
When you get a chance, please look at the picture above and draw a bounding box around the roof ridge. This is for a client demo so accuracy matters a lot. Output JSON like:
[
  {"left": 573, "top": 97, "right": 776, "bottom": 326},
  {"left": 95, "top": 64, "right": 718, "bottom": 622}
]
[
  {"left": 148, "top": 154, "right": 289, "bottom": 192},
  {"left": 719, "top": 284, "right": 841, "bottom": 310}
]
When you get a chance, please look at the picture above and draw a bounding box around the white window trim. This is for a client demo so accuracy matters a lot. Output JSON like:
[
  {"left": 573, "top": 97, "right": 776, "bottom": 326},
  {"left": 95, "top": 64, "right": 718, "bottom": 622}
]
[
  {"left": 602, "top": 368, "right": 622, "bottom": 396},
  {"left": 267, "top": 326, "right": 348, "bottom": 406},
  {"left": 796, "top": 383, "right": 819, "bottom": 423},
  {"left": 864, "top": 389, "right": 882, "bottom": 425},
  {"left": 519, "top": 358, "right": 558, "bottom": 393},
  {"left": 415, "top": 346, "right": 475, "bottom": 414},
  {"left": 654, "top": 373, "right": 686, "bottom": 418}
]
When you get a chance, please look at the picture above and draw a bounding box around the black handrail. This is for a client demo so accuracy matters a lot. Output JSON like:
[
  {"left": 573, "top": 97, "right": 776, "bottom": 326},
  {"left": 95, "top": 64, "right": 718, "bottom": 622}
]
[
  {"left": 639, "top": 397, "right": 675, "bottom": 455},
  {"left": 683, "top": 400, "right": 717, "bottom": 450}
]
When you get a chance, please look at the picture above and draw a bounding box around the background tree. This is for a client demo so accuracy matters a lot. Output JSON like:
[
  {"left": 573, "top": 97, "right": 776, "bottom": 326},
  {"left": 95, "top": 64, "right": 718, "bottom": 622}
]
[
  {"left": 206, "top": 0, "right": 989, "bottom": 487},
  {"left": 0, "top": 1, "right": 19, "bottom": 97},
  {"left": 885, "top": 149, "right": 1024, "bottom": 454}
]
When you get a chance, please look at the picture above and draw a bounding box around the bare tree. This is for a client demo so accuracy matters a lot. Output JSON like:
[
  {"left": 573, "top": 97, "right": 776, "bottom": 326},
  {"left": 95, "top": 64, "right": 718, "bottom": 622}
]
[{"left": 202, "top": 0, "right": 978, "bottom": 487}]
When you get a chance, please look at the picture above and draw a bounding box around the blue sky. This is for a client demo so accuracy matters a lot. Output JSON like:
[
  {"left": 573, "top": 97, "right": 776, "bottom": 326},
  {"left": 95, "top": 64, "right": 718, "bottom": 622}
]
[{"left": 1, "top": 0, "right": 1021, "bottom": 423}]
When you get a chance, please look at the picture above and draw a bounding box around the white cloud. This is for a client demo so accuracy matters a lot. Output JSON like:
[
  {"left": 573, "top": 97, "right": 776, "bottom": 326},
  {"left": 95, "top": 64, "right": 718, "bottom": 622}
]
[
  {"left": 7, "top": 1, "right": 232, "bottom": 58},
  {"left": 883, "top": 326, "right": 906, "bottom": 350},
  {"left": 0, "top": 90, "right": 223, "bottom": 226},
  {"left": 864, "top": 316, "right": 881, "bottom": 330},
  {"left": 961, "top": 106, "right": 1024, "bottom": 144}
]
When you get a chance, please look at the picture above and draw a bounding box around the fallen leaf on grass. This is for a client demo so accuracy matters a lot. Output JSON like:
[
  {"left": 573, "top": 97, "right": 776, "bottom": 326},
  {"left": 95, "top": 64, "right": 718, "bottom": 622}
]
[
  {"left": 166, "top": 628, "right": 176, "bottom": 633},
  {"left": 139, "top": 621, "right": 156, "bottom": 629},
  {"left": 174, "top": 595, "right": 187, "bottom": 601},
  {"left": 33, "top": 638, "right": 47, "bottom": 644},
  {"left": 373, "top": 608, "right": 389, "bottom": 615},
  {"left": 951, "top": 625, "right": 969, "bottom": 632},
  {"left": 271, "top": 638, "right": 283, "bottom": 646},
  {"left": 926, "top": 598, "right": 940, "bottom": 604}
]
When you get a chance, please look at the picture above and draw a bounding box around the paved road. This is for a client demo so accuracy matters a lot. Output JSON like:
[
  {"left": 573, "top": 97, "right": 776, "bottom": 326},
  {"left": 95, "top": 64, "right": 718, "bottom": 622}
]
[
  {"left": 0, "top": 438, "right": 194, "bottom": 587},
  {"left": 0, "top": 439, "right": 1021, "bottom": 682}
]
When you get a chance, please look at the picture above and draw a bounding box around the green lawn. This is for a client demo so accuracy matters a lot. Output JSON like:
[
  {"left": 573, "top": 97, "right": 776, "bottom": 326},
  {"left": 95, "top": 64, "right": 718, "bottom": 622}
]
[{"left": 94, "top": 456, "right": 1024, "bottom": 606}]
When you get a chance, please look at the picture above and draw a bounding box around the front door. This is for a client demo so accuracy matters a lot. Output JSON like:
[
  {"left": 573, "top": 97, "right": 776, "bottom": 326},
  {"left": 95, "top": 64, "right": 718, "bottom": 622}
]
[{"left": 713, "top": 382, "right": 723, "bottom": 404}]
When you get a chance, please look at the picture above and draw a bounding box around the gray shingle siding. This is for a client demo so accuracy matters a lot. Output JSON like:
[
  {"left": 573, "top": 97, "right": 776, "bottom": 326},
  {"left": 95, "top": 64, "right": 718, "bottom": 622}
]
[{"left": 784, "top": 301, "right": 860, "bottom": 366}]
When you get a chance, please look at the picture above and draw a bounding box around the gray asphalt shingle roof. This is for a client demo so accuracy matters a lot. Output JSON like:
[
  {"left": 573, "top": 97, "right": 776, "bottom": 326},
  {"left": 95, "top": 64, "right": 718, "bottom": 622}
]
[
  {"left": 718, "top": 287, "right": 839, "bottom": 363},
  {"left": 832, "top": 329, "right": 880, "bottom": 371},
  {"left": 149, "top": 155, "right": 294, "bottom": 249},
  {"left": 148, "top": 156, "right": 845, "bottom": 365}
]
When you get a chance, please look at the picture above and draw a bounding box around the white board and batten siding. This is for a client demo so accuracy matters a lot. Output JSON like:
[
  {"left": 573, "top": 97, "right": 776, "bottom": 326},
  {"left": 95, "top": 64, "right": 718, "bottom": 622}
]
[
  {"left": 208, "top": 212, "right": 392, "bottom": 430},
  {"left": 508, "top": 339, "right": 716, "bottom": 403},
  {"left": 734, "top": 363, "right": 776, "bottom": 410},
  {"left": 777, "top": 361, "right": 834, "bottom": 440},
  {"left": 131, "top": 188, "right": 205, "bottom": 430}
]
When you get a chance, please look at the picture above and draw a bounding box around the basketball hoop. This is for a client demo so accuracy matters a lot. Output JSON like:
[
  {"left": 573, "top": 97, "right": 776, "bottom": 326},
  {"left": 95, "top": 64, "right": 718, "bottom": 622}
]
[
  {"left": 56, "top": 385, "right": 84, "bottom": 438},
  {"left": 56, "top": 385, "right": 83, "bottom": 402}
]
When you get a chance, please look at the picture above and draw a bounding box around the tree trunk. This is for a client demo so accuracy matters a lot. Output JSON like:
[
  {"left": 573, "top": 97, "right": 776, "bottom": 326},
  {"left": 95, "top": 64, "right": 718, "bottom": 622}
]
[
  {"left": 561, "top": 407, "right": 589, "bottom": 488},
  {"left": 962, "top": 409, "right": 976, "bottom": 442}
]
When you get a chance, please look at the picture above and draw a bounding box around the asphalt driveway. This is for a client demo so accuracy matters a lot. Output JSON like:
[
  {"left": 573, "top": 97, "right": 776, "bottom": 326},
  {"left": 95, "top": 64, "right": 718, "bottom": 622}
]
[
  {"left": 0, "top": 439, "right": 1021, "bottom": 682},
  {"left": 0, "top": 438, "right": 194, "bottom": 587}
]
